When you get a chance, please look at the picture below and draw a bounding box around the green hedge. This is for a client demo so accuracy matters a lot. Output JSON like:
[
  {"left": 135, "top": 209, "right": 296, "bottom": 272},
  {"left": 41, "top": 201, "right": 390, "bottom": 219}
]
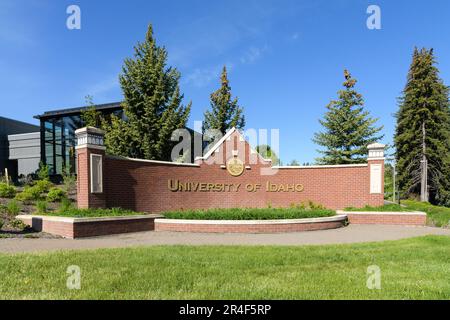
[{"left": 163, "top": 208, "right": 335, "bottom": 220}]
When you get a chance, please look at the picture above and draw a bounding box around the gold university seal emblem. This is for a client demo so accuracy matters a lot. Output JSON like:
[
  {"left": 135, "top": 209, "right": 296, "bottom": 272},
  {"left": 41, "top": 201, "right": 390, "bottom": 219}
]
[{"left": 226, "top": 156, "right": 244, "bottom": 177}]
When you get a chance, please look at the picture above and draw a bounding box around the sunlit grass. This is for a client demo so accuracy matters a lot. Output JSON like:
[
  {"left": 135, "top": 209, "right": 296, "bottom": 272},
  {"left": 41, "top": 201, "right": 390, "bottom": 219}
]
[{"left": 0, "top": 236, "right": 449, "bottom": 300}]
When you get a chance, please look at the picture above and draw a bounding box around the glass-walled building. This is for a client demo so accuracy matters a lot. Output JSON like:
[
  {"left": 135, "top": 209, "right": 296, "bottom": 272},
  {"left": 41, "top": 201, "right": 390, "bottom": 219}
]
[{"left": 35, "top": 102, "right": 123, "bottom": 176}]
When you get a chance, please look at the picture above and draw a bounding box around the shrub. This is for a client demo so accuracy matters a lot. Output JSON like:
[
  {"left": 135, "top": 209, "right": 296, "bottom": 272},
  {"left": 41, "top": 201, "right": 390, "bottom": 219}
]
[
  {"left": 34, "top": 179, "right": 53, "bottom": 193},
  {"left": 15, "top": 179, "right": 53, "bottom": 203},
  {"left": 59, "top": 197, "right": 73, "bottom": 212},
  {"left": 15, "top": 186, "right": 42, "bottom": 203},
  {"left": 0, "top": 183, "right": 16, "bottom": 198},
  {"left": 37, "top": 162, "right": 49, "bottom": 180},
  {"left": 62, "top": 167, "right": 77, "bottom": 193},
  {"left": 0, "top": 219, "right": 4, "bottom": 230},
  {"left": 36, "top": 201, "right": 48, "bottom": 214},
  {"left": 6, "top": 200, "right": 21, "bottom": 216},
  {"left": 8, "top": 219, "right": 27, "bottom": 230},
  {"left": 47, "top": 187, "right": 67, "bottom": 202}
]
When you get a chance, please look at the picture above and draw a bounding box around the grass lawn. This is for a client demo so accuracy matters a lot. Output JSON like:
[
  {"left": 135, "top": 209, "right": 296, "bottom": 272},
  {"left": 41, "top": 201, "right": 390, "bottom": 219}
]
[
  {"left": 0, "top": 236, "right": 449, "bottom": 299},
  {"left": 403, "top": 200, "right": 450, "bottom": 228},
  {"left": 163, "top": 208, "right": 335, "bottom": 220}
]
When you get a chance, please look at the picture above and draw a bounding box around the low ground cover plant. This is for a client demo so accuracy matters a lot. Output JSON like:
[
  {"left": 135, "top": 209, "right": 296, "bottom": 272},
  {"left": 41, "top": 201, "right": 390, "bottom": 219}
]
[
  {"left": 35, "top": 201, "right": 48, "bottom": 214},
  {"left": 163, "top": 207, "right": 335, "bottom": 220},
  {"left": 15, "top": 180, "right": 53, "bottom": 203},
  {"left": 46, "top": 187, "right": 67, "bottom": 202},
  {"left": 0, "top": 183, "right": 16, "bottom": 198},
  {"left": 6, "top": 200, "right": 21, "bottom": 216}
]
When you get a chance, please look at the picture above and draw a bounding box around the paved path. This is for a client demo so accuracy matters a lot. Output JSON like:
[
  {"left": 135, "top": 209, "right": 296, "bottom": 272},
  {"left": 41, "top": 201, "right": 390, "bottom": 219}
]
[{"left": 1, "top": 225, "right": 449, "bottom": 254}]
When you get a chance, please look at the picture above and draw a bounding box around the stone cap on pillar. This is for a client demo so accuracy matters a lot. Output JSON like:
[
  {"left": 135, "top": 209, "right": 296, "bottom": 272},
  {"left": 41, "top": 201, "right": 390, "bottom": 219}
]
[
  {"left": 75, "top": 127, "right": 106, "bottom": 150},
  {"left": 367, "top": 142, "right": 385, "bottom": 160}
]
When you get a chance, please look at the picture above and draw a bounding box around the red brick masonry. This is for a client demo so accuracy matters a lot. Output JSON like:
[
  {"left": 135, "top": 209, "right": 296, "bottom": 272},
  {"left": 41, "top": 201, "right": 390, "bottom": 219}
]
[
  {"left": 77, "top": 129, "right": 385, "bottom": 212},
  {"left": 154, "top": 215, "right": 348, "bottom": 233},
  {"left": 338, "top": 211, "right": 427, "bottom": 226},
  {"left": 17, "top": 214, "right": 162, "bottom": 239}
]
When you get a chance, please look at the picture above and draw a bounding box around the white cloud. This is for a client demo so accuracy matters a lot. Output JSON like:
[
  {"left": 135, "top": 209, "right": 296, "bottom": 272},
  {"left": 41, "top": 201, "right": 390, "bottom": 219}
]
[
  {"left": 84, "top": 74, "right": 120, "bottom": 101},
  {"left": 184, "top": 63, "right": 234, "bottom": 88},
  {"left": 240, "top": 45, "right": 268, "bottom": 64}
]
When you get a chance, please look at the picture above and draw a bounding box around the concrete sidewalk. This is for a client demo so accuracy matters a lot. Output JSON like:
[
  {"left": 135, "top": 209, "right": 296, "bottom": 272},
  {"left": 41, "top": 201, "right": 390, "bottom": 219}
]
[{"left": 1, "top": 225, "right": 449, "bottom": 254}]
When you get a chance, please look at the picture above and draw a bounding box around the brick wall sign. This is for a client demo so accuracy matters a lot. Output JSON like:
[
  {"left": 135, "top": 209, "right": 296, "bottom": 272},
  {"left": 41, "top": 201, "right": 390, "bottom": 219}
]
[{"left": 76, "top": 127, "right": 385, "bottom": 213}]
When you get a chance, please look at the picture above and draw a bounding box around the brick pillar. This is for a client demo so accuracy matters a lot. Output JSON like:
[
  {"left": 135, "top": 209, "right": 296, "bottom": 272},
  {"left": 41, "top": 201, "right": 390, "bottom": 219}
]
[
  {"left": 75, "top": 127, "right": 106, "bottom": 209},
  {"left": 367, "top": 143, "right": 386, "bottom": 206}
]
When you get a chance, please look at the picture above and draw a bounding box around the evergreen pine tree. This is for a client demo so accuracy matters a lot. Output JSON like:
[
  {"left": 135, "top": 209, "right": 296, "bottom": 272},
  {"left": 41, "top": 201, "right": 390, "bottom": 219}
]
[
  {"left": 104, "top": 24, "right": 191, "bottom": 160},
  {"left": 313, "top": 70, "right": 384, "bottom": 164},
  {"left": 394, "top": 48, "right": 450, "bottom": 206},
  {"left": 203, "top": 66, "right": 245, "bottom": 135}
]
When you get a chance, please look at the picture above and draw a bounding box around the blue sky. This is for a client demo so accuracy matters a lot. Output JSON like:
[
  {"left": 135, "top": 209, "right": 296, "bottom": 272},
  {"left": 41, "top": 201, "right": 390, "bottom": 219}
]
[{"left": 1, "top": 0, "right": 450, "bottom": 164}]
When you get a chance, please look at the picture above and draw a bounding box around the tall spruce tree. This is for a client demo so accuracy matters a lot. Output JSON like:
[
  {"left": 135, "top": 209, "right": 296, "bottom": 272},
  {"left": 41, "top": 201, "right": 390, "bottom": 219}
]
[
  {"left": 394, "top": 48, "right": 450, "bottom": 206},
  {"left": 104, "top": 24, "right": 191, "bottom": 160},
  {"left": 203, "top": 66, "right": 245, "bottom": 135},
  {"left": 313, "top": 70, "right": 383, "bottom": 164}
]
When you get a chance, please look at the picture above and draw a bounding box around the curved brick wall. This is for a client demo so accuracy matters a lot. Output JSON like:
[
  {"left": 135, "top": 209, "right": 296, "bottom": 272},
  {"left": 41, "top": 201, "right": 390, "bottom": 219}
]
[{"left": 154, "top": 215, "right": 348, "bottom": 233}]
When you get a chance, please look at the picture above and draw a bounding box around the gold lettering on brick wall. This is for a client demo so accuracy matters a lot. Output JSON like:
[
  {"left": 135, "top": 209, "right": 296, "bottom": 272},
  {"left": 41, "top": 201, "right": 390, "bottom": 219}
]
[{"left": 168, "top": 180, "right": 304, "bottom": 193}]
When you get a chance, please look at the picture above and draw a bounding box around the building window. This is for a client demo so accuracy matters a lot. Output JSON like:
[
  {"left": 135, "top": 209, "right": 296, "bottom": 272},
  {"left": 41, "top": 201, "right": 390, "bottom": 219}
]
[{"left": 90, "top": 154, "right": 103, "bottom": 193}]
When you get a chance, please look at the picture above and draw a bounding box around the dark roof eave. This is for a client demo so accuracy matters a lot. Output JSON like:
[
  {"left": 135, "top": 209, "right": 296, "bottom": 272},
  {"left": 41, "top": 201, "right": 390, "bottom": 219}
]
[{"left": 34, "top": 102, "right": 123, "bottom": 120}]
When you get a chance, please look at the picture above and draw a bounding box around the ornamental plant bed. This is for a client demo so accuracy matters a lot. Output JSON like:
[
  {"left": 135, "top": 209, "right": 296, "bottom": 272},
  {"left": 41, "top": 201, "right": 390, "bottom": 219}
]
[
  {"left": 162, "top": 207, "right": 336, "bottom": 220},
  {"left": 17, "top": 208, "right": 162, "bottom": 239},
  {"left": 39, "top": 207, "right": 148, "bottom": 218},
  {"left": 156, "top": 208, "right": 345, "bottom": 233}
]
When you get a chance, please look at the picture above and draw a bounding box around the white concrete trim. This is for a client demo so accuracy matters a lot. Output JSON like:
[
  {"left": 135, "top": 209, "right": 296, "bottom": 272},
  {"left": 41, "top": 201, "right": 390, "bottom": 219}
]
[
  {"left": 107, "top": 155, "right": 200, "bottom": 167},
  {"left": 75, "top": 144, "right": 106, "bottom": 151},
  {"left": 7, "top": 132, "right": 40, "bottom": 139},
  {"left": 273, "top": 164, "right": 368, "bottom": 169},
  {"left": 155, "top": 214, "right": 347, "bottom": 225},
  {"left": 74, "top": 126, "right": 105, "bottom": 135},
  {"left": 337, "top": 210, "right": 426, "bottom": 216},
  {"left": 17, "top": 214, "right": 163, "bottom": 224}
]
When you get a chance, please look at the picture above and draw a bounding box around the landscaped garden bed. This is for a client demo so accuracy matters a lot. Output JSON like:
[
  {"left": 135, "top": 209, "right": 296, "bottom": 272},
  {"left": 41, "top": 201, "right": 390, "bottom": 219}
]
[
  {"left": 156, "top": 206, "right": 346, "bottom": 233},
  {"left": 162, "top": 207, "right": 336, "bottom": 220},
  {"left": 0, "top": 165, "right": 77, "bottom": 238}
]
